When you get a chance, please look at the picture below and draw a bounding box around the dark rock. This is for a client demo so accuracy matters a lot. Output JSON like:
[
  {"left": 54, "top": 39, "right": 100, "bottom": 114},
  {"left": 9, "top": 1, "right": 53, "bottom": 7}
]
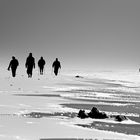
[
  {"left": 88, "top": 107, "right": 108, "bottom": 119},
  {"left": 78, "top": 107, "right": 108, "bottom": 119},
  {"left": 75, "top": 75, "right": 83, "bottom": 78},
  {"left": 114, "top": 115, "right": 128, "bottom": 122},
  {"left": 77, "top": 110, "right": 89, "bottom": 119},
  {"left": 91, "top": 107, "right": 100, "bottom": 114}
]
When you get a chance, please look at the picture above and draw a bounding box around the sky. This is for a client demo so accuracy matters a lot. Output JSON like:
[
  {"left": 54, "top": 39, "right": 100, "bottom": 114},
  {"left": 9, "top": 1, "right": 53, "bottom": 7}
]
[{"left": 1, "top": 0, "right": 140, "bottom": 71}]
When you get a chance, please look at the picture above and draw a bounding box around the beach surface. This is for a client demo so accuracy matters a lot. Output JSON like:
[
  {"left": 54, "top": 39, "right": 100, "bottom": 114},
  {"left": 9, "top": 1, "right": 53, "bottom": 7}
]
[{"left": 0, "top": 70, "right": 140, "bottom": 140}]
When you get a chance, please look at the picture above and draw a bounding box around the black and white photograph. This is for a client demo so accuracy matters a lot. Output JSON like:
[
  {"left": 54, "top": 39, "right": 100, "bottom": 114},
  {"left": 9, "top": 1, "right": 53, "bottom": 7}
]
[{"left": 1, "top": 0, "right": 140, "bottom": 139}]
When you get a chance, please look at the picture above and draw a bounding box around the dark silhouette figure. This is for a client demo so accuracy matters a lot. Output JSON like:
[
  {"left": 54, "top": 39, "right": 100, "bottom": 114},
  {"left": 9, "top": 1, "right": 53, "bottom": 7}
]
[
  {"left": 8, "top": 56, "right": 19, "bottom": 77},
  {"left": 38, "top": 57, "right": 46, "bottom": 75},
  {"left": 25, "top": 53, "right": 35, "bottom": 78},
  {"left": 52, "top": 58, "right": 61, "bottom": 76}
]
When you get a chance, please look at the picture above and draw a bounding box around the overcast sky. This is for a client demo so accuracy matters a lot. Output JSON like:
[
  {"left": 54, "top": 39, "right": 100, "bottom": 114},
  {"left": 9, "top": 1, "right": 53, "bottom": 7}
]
[{"left": 1, "top": 0, "right": 140, "bottom": 71}]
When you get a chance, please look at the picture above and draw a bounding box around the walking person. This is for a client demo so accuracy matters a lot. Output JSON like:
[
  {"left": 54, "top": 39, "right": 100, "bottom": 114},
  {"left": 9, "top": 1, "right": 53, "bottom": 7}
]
[
  {"left": 38, "top": 57, "right": 46, "bottom": 75},
  {"left": 8, "top": 56, "right": 19, "bottom": 77},
  {"left": 25, "top": 53, "right": 35, "bottom": 78},
  {"left": 52, "top": 58, "right": 61, "bottom": 76}
]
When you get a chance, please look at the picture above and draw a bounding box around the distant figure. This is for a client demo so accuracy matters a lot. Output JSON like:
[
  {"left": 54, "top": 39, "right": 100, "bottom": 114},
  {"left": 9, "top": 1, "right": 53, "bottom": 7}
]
[
  {"left": 25, "top": 53, "right": 35, "bottom": 78},
  {"left": 38, "top": 57, "right": 46, "bottom": 75},
  {"left": 8, "top": 56, "right": 19, "bottom": 77},
  {"left": 52, "top": 58, "right": 61, "bottom": 76}
]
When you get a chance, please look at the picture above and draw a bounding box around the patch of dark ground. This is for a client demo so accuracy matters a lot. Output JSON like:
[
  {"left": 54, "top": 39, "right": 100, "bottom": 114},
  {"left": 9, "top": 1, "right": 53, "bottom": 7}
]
[{"left": 76, "top": 121, "right": 140, "bottom": 136}]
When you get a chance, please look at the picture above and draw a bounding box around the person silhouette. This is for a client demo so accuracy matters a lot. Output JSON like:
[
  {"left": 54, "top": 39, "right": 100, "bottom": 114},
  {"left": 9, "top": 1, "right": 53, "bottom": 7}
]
[
  {"left": 25, "top": 53, "right": 35, "bottom": 78},
  {"left": 8, "top": 56, "right": 19, "bottom": 77},
  {"left": 38, "top": 57, "right": 46, "bottom": 75},
  {"left": 52, "top": 58, "right": 61, "bottom": 76}
]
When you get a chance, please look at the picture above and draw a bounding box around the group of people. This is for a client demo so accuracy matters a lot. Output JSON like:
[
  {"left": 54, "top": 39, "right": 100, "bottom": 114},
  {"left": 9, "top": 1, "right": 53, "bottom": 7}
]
[{"left": 8, "top": 53, "right": 61, "bottom": 78}]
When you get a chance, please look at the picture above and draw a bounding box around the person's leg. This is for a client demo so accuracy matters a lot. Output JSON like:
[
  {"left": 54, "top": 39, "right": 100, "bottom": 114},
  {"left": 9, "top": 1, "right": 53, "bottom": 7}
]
[
  {"left": 39, "top": 67, "right": 41, "bottom": 75},
  {"left": 41, "top": 67, "right": 43, "bottom": 75},
  {"left": 54, "top": 69, "right": 58, "bottom": 76},
  {"left": 12, "top": 68, "right": 16, "bottom": 77},
  {"left": 30, "top": 68, "right": 33, "bottom": 77},
  {"left": 27, "top": 68, "right": 32, "bottom": 78},
  {"left": 27, "top": 69, "right": 30, "bottom": 78}
]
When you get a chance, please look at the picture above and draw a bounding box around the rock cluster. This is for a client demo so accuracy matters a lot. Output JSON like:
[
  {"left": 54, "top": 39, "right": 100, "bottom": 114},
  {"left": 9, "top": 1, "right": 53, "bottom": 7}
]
[
  {"left": 78, "top": 107, "right": 128, "bottom": 122},
  {"left": 88, "top": 107, "right": 108, "bottom": 119}
]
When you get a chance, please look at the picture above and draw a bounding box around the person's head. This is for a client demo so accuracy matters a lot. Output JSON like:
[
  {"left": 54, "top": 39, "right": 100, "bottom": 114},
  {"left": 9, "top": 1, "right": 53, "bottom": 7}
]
[
  {"left": 29, "top": 53, "right": 32, "bottom": 57},
  {"left": 12, "top": 56, "right": 15, "bottom": 60},
  {"left": 56, "top": 58, "right": 58, "bottom": 61},
  {"left": 41, "top": 56, "right": 43, "bottom": 59}
]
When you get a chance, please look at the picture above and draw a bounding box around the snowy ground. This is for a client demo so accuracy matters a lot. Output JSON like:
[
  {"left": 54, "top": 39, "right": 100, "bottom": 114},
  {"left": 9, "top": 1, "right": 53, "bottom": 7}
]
[{"left": 0, "top": 70, "right": 140, "bottom": 140}]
